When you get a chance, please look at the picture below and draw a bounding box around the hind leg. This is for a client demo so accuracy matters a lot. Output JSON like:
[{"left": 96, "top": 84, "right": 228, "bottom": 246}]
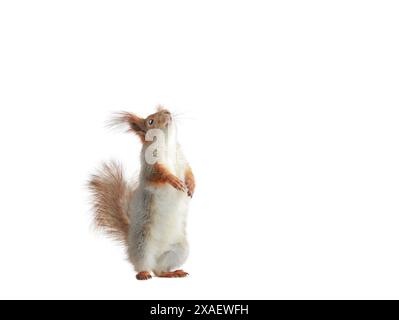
[
  {"left": 156, "top": 270, "right": 189, "bottom": 278},
  {"left": 128, "top": 236, "right": 157, "bottom": 281},
  {"left": 136, "top": 271, "right": 152, "bottom": 280},
  {"left": 153, "top": 241, "right": 189, "bottom": 278},
  {"left": 130, "top": 250, "right": 156, "bottom": 280}
]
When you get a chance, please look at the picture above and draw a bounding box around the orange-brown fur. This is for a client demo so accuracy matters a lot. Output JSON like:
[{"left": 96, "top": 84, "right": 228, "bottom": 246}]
[
  {"left": 156, "top": 270, "right": 189, "bottom": 278},
  {"left": 109, "top": 112, "right": 147, "bottom": 142},
  {"left": 148, "top": 163, "right": 186, "bottom": 192},
  {"left": 88, "top": 162, "right": 133, "bottom": 245},
  {"left": 136, "top": 271, "right": 152, "bottom": 280}
]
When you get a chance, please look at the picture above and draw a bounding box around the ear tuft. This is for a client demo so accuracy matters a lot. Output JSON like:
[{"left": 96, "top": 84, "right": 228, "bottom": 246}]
[
  {"left": 108, "top": 111, "right": 146, "bottom": 142},
  {"left": 156, "top": 104, "right": 166, "bottom": 112}
]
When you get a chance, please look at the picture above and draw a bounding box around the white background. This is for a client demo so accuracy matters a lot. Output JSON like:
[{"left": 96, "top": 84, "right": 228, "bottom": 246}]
[{"left": 0, "top": 1, "right": 398, "bottom": 299}]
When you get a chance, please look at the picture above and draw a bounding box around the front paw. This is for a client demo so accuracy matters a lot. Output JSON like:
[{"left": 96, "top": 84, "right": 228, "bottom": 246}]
[
  {"left": 169, "top": 175, "right": 186, "bottom": 192},
  {"left": 185, "top": 178, "right": 195, "bottom": 198}
]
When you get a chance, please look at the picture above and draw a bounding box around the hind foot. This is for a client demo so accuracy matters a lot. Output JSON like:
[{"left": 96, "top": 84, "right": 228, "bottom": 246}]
[
  {"left": 136, "top": 271, "right": 152, "bottom": 280},
  {"left": 157, "top": 270, "right": 189, "bottom": 278}
]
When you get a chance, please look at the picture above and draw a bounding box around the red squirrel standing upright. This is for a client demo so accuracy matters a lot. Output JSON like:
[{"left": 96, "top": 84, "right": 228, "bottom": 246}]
[{"left": 89, "top": 106, "right": 195, "bottom": 280}]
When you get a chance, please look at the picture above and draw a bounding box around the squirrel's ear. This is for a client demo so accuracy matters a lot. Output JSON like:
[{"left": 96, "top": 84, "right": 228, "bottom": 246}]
[
  {"left": 156, "top": 104, "right": 166, "bottom": 112},
  {"left": 109, "top": 112, "right": 146, "bottom": 142}
]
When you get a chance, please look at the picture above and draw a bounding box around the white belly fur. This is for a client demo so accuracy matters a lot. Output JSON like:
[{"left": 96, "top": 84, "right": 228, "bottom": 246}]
[{"left": 146, "top": 184, "right": 189, "bottom": 257}]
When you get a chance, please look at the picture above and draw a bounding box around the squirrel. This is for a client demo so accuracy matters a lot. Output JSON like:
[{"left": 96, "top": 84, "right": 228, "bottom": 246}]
[{"left": 88, "top": 105, "right": 195, "bottom": 280}]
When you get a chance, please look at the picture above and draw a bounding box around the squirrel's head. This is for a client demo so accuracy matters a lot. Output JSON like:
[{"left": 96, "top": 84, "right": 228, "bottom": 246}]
[
  {"left": 144, "top": 106, "right": 172, "bottom": 131},
  {"left": 110, "top": 105, "right": 173, "bottom": 142}
]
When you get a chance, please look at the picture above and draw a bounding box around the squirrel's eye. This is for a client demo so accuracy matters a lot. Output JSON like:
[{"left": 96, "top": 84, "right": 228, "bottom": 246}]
[{"left": 148, "top": 119, "right": 154, "bottom": 125}]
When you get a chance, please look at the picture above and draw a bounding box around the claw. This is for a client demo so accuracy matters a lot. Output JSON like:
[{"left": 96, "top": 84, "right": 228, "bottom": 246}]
[
  {"left": 185, "top": 179, "right": 195, "bottom": 198},
  {"left": 174, "top": 270, "right": 189, "bottom": 277},
  {"left": 169, "top": 176, "right": 186, "bottom": 192}
]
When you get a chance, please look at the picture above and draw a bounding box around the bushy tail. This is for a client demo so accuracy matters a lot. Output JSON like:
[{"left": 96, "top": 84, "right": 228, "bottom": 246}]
[{"left": 88, "top": 161, "right": 135, "bottom": 246}]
